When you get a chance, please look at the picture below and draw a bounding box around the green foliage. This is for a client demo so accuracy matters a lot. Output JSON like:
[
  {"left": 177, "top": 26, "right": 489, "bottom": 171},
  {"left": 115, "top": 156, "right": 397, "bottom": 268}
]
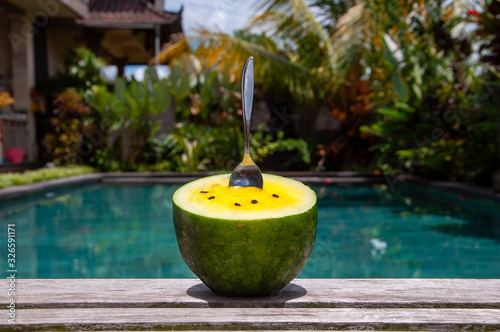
[
  {"left": 86, "top": 62, "right": 242, "bottom": 170},
  {"left": 362, "top": 0, "right": 500, "bottom": 184},
  {"left": 40, "top": 2, "right": 500, "bottom": 183},
  {"left": 42, "top": 89, "right": 91, "bottom": 165},
  {"left": 147, "top": 123, "right": 239, "bottom": 172},
  {"left": 88, "top": 67, "right": 171, "bottom": 129},
  {"left": 87, "top": 67, "right": 171, "bottom": 164},
  {"left": 40, "top": 44, "right": 312, "bottom": 173},
  {"left": 166, "top": 59, "right": 241, "bottom": 125},
  {"left": 93, "top": 146, "right": 123, "bottom": 172},
  {"left": 233, "top": 30, "right": 279, "bottom": 53},
  {"left": 153, "top": 0, "right": 372, "bottom": 104},
  {"left": 478, "top": 1, "right": 500, "bottom": 68},
  {"left": 85, "top": 59, "right": 311, "bottom": 173},
  {"left": 43, "top": 48, "right": 108, "bottom": 167},
  {"left": 150, "top": 0, "right": 499, "bottom": 183},
  {"left": 0, "top": 166, "right": 94, "bottom": 189},
  {"left": 165, "top": 59, "right": 311, "bottom": 172},
  {"left": 66, "top": 48, "right": 107, "bottom": 90},
  {"left": 48, "top": 47, "right": 107, "bottom": 94},
  {"left": 308, "top": 0, "right": 350, "bottom": 32},
  {"left": 250, "top": 125, "right": 311, "bottom": 164},
  {"left": 163, "top": 123, "right": 239, "bottom": 172},
  {"left": 143, "top": 122, "right": 310, "bottom": 173}
]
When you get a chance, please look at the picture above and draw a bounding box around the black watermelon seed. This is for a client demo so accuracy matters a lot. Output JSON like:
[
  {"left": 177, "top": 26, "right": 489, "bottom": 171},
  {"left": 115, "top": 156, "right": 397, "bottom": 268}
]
[
  {"left": 200, "top": 191, "right": 209, "bottom": 194},
  {"left": 208, "top": 196, "right": 215, "bottom": 200},
  {"left": 234, "top": 202, "right": 241, "bottom": 206},
  {"left": 251, "top": 199, "right": 258, "bottom": 204},
  {"left": 273, "top": 194, "right": 279, "bottom": 198}
]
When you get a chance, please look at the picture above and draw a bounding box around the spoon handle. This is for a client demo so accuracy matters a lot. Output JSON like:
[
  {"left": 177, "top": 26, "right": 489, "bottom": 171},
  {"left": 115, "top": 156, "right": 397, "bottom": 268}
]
[{"left": 242, "top": 56, "right": 254, "bottom": 157}]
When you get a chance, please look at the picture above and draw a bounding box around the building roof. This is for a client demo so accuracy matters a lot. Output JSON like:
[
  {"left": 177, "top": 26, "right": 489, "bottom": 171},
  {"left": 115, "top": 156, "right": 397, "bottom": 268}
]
[{"left": 79, "top": 0, "right": 181, "bottom": 28}]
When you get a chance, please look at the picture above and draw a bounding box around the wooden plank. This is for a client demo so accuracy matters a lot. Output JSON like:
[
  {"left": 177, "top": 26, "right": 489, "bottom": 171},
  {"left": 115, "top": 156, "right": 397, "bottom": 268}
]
[
  {"left": 1, "top": 279, "right": 499, "bottom": 309},
  {"left": 1, "top": 307, "right": 499, "bottom": 331}
]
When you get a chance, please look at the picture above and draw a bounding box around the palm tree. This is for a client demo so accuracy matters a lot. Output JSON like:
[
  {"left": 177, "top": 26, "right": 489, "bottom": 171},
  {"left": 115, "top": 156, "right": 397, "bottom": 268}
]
[{"left": 151, "top": 0, "right": 370, "bottom": 105}]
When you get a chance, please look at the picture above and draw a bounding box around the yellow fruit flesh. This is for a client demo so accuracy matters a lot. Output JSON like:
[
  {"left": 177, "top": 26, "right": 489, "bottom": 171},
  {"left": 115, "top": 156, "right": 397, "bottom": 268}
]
[
  {"left": 174, "top": 174, "right": 317, "bottom": 220},
  {"left": 179, "top": 174, "right": 310, "bottom": 219},
  {"left": 188, "top": 177, "right": 301, "bottom": 214}
]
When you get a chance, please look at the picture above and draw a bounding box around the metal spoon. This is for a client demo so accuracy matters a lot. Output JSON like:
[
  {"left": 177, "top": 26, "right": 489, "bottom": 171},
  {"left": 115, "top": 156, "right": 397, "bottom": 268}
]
[{"left": 228, "top": 56, "right": 264, "bottom": 189}]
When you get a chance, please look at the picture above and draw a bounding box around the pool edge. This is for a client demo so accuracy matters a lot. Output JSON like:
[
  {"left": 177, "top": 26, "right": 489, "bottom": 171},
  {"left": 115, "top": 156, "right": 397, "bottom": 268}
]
[{"left": 1, "top": 172, "right": 499, "bottom": 203}]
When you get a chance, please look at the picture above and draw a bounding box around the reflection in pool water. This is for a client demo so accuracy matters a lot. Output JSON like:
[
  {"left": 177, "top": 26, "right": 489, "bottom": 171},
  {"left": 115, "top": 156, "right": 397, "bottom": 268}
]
[{"left": 0, "top": 183, "right": 499, "bottom": 278}]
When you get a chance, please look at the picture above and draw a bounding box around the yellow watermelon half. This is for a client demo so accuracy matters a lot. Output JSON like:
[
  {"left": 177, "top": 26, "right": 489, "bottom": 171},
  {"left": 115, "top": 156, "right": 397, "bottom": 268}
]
[{"left": 172, "top": 173, "right": 317, "bottom": 296}]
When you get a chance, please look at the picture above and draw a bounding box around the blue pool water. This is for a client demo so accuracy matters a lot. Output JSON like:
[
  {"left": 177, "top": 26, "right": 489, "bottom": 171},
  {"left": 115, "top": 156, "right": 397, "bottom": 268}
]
[{"left": 0, "top": 182, "right": 499, "bottom": 278}]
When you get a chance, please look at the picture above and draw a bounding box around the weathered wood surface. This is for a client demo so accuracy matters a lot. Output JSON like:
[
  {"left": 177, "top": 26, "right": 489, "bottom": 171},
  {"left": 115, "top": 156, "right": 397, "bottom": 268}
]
[
  {"left": 3, "top": 279, "right": 499, "bottom": 309},
  {"left": 7, "top": 308, "right": 500, "bottom": 331},
  {"left": 1, "top": 279, "right": 499, "bottom": 331}
]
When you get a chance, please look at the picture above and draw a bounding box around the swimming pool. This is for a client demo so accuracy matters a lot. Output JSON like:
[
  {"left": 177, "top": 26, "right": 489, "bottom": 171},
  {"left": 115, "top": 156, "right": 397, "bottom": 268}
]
[{"left": 1, "top": 181, "right": 499, "bottom": 278}]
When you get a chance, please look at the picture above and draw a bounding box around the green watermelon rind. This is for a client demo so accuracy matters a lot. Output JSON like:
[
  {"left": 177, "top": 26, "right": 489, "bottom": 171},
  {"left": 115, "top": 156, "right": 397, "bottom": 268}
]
[{"left": 172, "top": 174, "right": 318, "bottom": 296}]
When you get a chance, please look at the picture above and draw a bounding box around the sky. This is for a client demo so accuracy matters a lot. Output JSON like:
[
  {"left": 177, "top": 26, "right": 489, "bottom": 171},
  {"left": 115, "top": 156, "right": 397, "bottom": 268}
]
[{"left": 164, "top": 0, "right": 257, "bottom": 34}]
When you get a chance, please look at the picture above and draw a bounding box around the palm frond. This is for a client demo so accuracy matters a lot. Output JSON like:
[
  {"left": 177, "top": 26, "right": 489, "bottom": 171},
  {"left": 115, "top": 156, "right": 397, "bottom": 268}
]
[
  {"left": 151, "top": 33, "right": 192, "bottom": 65},
  {"left": 251, "top": 0, "right": 336, "bottom": 73},
  {"left": 150, "top": 1, "right": 373, "bottom": 104},
  {"left": 151, "top": 29, "right": 328, "bottom": 102},
  {"left": 327, "top": 4, "right": 370, "bottom": 85}
]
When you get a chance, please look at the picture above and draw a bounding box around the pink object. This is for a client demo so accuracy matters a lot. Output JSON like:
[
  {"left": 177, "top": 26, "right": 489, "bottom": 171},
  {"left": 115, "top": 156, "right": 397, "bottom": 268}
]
[{"left": 8, "top": 147, "right": 24, "bottom": 164}]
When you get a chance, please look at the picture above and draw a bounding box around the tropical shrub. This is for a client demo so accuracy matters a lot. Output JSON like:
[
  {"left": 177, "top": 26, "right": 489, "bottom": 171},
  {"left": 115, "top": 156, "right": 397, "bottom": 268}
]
[
  {"left": 42, "top": 89, "right": 91, "bottom": 165},
  {"left": 146, "top": 122, "right": 310, "bottom": 172},
  {"left": 251, "top": 125, "right": 311, "bottom": 166},
  {"left": 166, "top": 58, "right": 242, "bottom": 126},
  {"left": 87, "top": 67, "right": 171, "bottom": 165},
  {"left": 360, "top": 0, "right": 500, "bottom": 184},
  {"left": 48, "top": 47, "right": 107, "bottom": 94},
  {"left": 0, "top": 165, "right": 94, "bottom": 188},
  {"left": 85, "top": 57, "right": 311, "bottom": 172},
  {"left": 42, "top": 48, "right": 108, "bottom": 166}
]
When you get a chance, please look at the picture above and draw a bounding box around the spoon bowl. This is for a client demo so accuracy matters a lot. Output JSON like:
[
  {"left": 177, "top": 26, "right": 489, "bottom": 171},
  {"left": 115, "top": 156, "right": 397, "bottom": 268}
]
[
  {"left": 229, "top": 56, "right": 263, "bottom": 189},
  {"left": 229, "top": 155, "right": 263, "bottom": 188}
]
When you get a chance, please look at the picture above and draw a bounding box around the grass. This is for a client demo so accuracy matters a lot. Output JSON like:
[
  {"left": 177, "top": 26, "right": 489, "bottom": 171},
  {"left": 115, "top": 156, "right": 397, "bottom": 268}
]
[{"left": 0, "top": 165, "right": 95, "bottom": 189}]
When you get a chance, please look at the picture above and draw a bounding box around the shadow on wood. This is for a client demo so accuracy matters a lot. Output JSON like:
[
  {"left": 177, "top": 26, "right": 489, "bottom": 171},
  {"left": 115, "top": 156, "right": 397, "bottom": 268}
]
[{"left": 186, "top": 282, "right": 307, "bottom": 308}]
